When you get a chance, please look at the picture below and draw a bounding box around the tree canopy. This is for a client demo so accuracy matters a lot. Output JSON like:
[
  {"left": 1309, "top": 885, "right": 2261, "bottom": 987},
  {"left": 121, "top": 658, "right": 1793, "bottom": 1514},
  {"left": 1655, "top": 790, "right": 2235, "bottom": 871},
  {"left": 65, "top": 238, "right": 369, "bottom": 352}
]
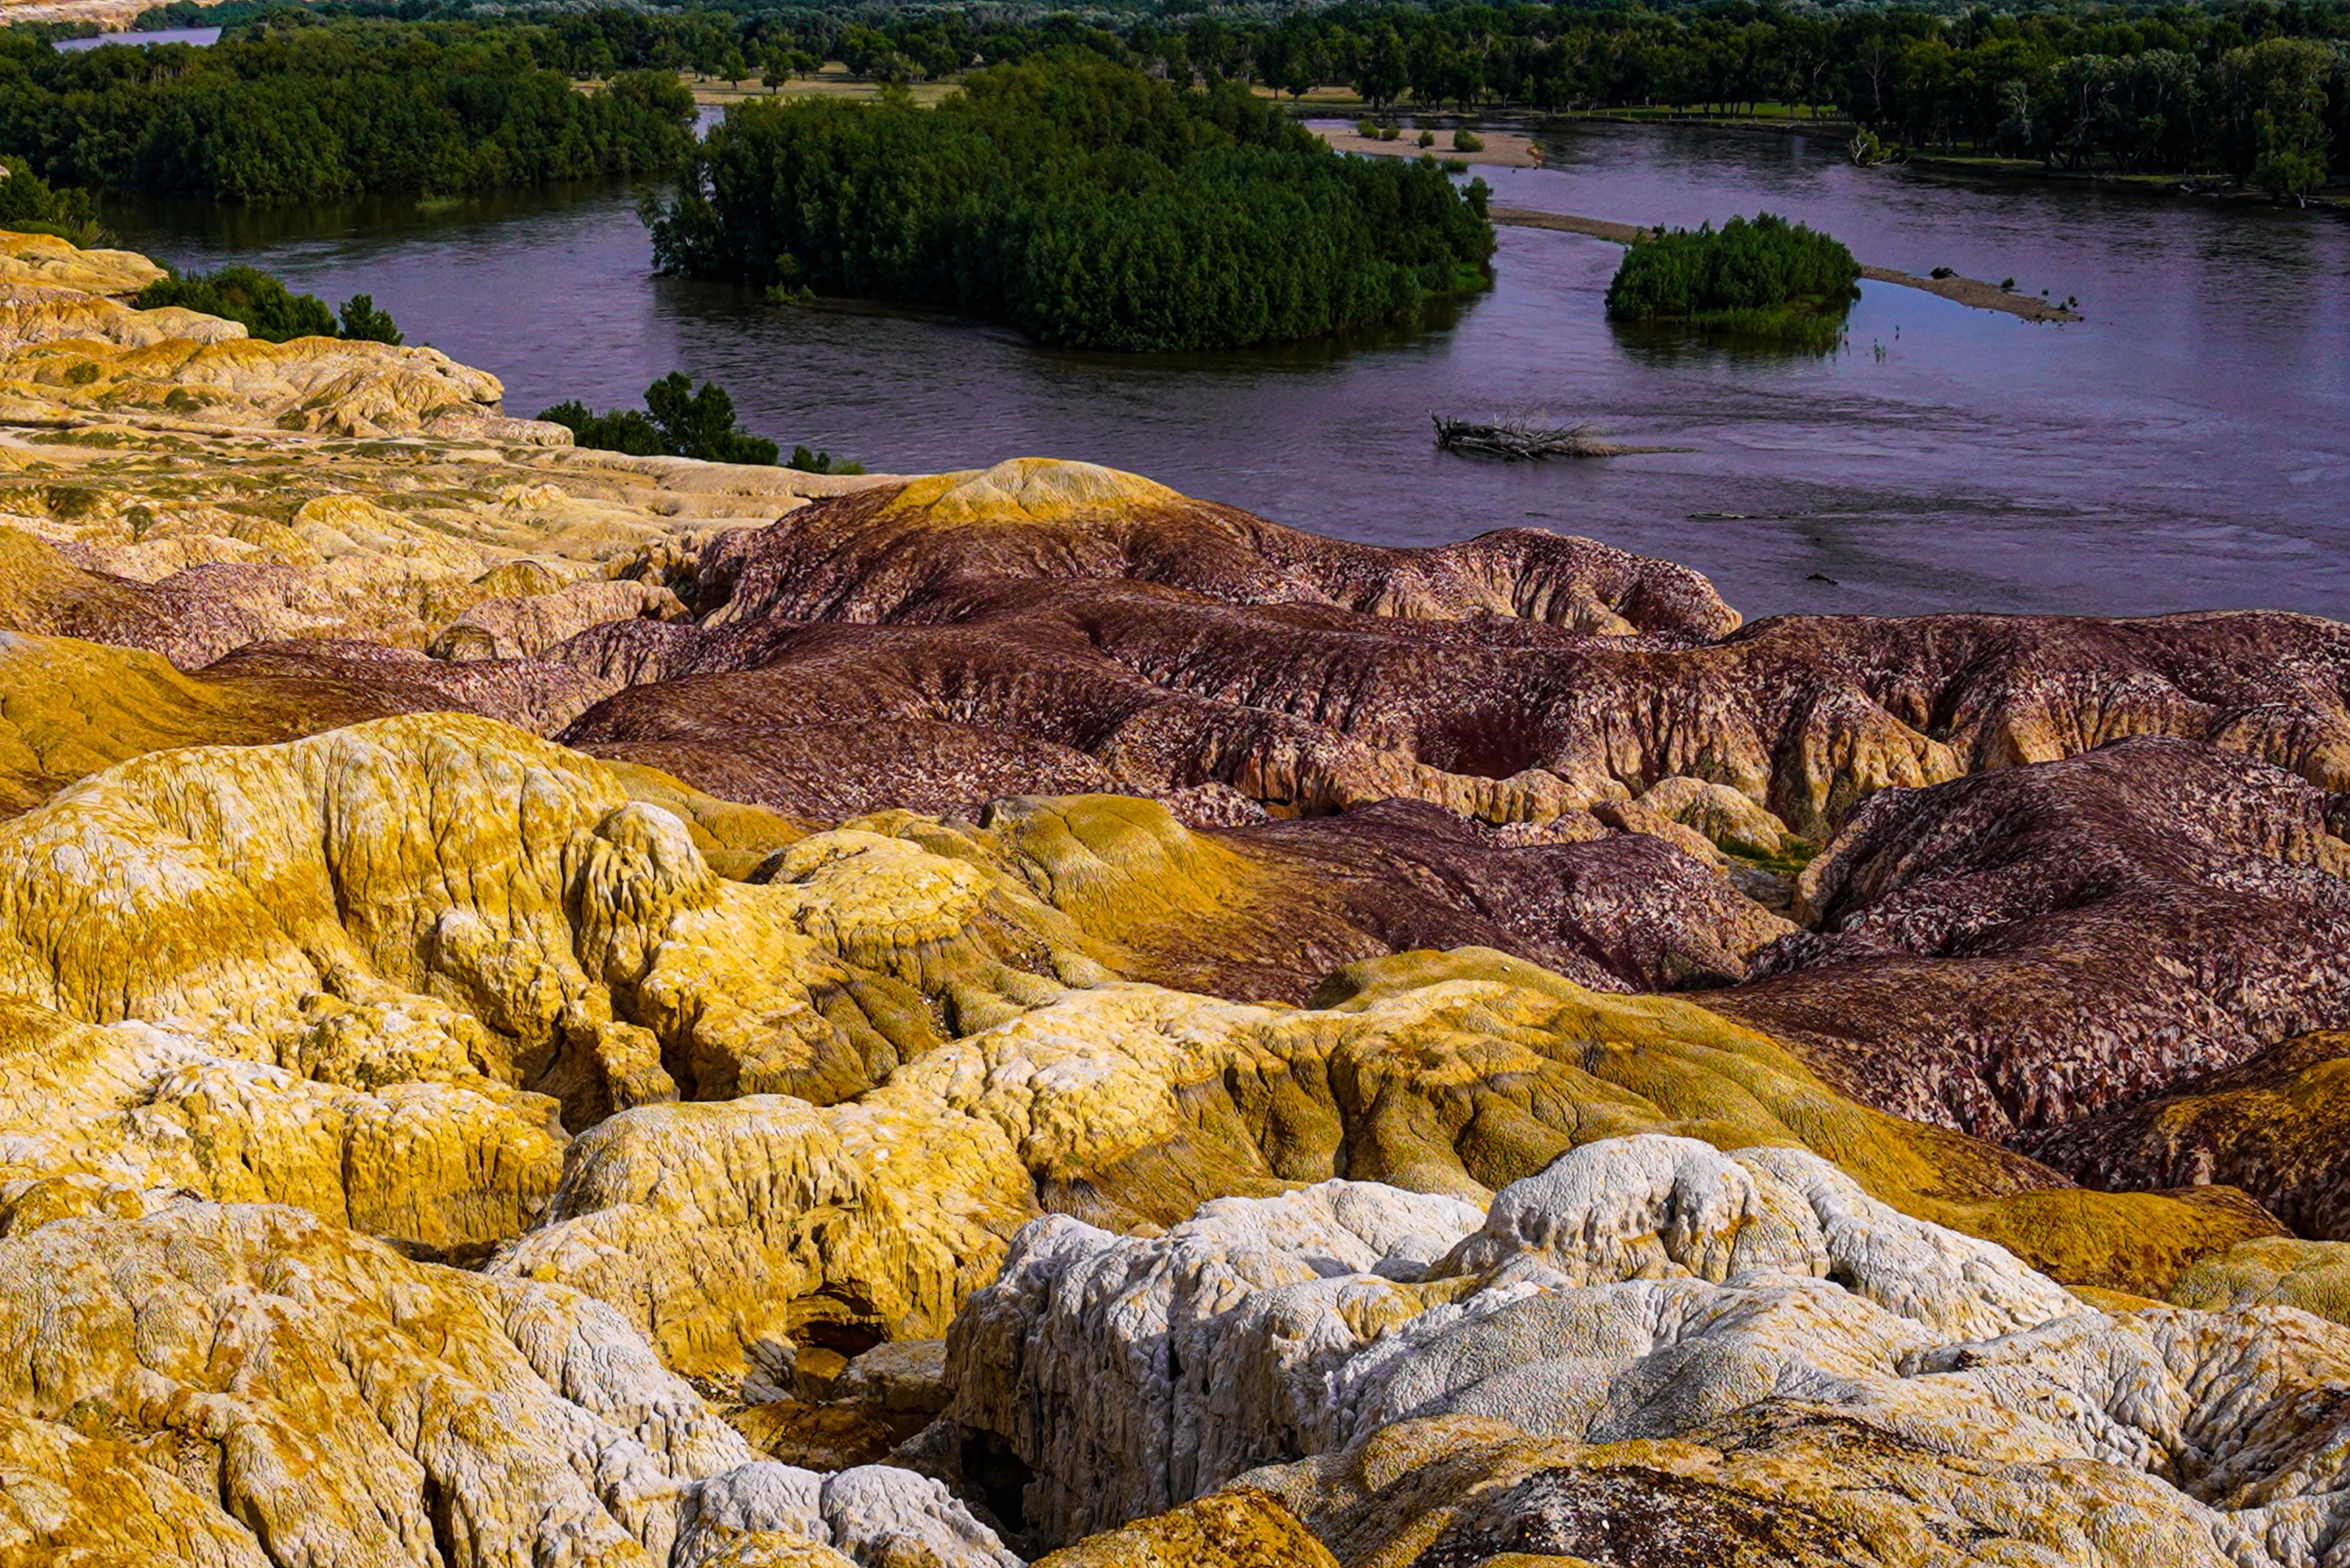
[
  {"left": 541, "top": 373, "right": 782, "bottom": 465},
  {"left": 645, "top": 55, "right": 1494, "bottom": 352},
  {"left": 135, "top": 264, "right": 407, "bottom": 344},
  {"left": 0, "top": 19, "right": 693, "bottom": 202},
  {"left": 1605, "top": 213, "right": 1861, "bottom": 341}
]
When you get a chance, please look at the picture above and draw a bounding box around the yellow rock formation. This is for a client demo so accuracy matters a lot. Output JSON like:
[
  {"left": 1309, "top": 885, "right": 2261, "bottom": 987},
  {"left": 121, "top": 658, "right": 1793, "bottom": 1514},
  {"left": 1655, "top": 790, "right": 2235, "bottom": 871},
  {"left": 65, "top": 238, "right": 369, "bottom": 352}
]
[
  {"left": 2170, "top": 1234, "right": 2350, "bottom": 1324},
  {"left": 0, "top": 229, "right": 167, "bottom": 297},
  {"left": 883, "top": 457, "right": 1184, "bottom": 526},
  {"left": 0, "top": 1200, "right": 758, "bottom": 1564},
  {"left": 1030, "top": 1491, "right": 1341, "bottom": 1568}
]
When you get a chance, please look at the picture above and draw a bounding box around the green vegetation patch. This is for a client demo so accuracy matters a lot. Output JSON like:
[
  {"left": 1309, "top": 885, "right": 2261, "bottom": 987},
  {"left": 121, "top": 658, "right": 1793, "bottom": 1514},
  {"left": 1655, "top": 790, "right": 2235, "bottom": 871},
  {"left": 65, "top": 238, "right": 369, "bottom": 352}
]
[
  {"left": 541, "top": 373, "right": 783, "bottom": 466},
  {"left": 1605, "top": 214, "right": 1861, "bottom": 345},
  {"left": 0, "top": 155, "right": 101, "bottom": 246},
  {"left": 645, "top": 56, "right": 1495, "bottom": 353},
  {"left": 135, "top": 266, "right": 406, "bottom": 345}
]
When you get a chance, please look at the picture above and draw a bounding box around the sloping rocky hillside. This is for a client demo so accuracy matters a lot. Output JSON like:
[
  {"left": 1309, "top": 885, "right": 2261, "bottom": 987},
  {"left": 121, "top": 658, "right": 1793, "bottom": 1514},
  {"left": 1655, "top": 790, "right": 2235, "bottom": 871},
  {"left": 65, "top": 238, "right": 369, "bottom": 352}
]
[{"left": 0, "top": 232, "right": 2344, "bottom": 1568}]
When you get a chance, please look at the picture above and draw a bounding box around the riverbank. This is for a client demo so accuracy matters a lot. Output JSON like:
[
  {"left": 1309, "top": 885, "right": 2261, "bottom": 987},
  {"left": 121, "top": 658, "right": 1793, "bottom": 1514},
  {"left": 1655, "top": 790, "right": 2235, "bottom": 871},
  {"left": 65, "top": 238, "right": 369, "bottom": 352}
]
[
  {"left": 1490, "top": 205, "right": 2083, "bottom": 323},
  {"left": 1903, "top": 151, "right": 2350, "bottom": 213}
]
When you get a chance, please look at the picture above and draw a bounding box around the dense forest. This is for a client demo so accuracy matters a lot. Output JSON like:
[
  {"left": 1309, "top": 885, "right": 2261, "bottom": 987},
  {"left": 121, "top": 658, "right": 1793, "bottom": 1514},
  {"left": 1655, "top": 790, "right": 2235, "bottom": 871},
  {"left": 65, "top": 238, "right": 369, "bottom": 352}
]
[
  {"left": 0, "top": 20, "right": 692, "bottom": 200},
  {"left": 646, "top": 56, "right": 1495, "bottom": 351},
  {"left": 109, "top": 0, "right": 2346, "bottom": 196}
]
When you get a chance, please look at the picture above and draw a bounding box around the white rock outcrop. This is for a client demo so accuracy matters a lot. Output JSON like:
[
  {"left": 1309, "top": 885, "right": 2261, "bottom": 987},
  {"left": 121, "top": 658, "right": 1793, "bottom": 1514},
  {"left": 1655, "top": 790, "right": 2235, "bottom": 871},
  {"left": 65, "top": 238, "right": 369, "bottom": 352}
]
[
  {"left": 674, "top": 1462, "right": 1019, "bottom": 1568},
  {"left": 948, "top": 1134, "right": 2350, "bottom": 1563}
]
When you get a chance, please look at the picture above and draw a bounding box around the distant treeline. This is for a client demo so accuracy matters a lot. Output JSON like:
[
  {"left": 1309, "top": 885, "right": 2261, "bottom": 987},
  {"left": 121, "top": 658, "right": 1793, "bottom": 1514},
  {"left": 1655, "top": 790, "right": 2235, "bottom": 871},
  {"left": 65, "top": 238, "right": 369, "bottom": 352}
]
[
  {"left": 647, "top": 56, "right": 1494, "bottom": 351},
  {"left": 40, "top": 0, "right": 2350, "bottom": 199},
  {"left": 0, "top": 21, "right": 692, "bottom": 201}
]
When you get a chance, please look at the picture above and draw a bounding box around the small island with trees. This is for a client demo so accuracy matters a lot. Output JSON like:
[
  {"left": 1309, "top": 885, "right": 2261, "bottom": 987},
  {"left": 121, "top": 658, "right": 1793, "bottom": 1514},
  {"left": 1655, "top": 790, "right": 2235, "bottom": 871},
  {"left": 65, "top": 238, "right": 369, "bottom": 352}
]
[
  {"left": 1604, "top": 214, "right": 1863, "bottom": 345},
  {"left": 643, "top": 56, "right": 1497, "bottom": 354}
]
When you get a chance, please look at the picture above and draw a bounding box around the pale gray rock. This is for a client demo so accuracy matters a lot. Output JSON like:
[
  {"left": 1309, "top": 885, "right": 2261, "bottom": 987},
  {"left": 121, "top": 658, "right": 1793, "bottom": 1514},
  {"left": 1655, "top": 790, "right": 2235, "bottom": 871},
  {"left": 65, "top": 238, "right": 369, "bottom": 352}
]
[
  {"left": 1439, "top": 1133, "right": 1825, "bottom": 1285},
  {"left": 946, "top": 1134, "right": 2350, "bottom": 1562},
  {"left": 676, "top": 1462, "right": 1019, "bottom": 1568},
  {"left": 674, "top": 1463, "right": 832, "bottom": 1566},
  {"left": 944, "top": 1179, "right": 1483, "bottom": 1543},
  {"left": 819, "top": 1465, "right": 1023, "bottom": 1568}
]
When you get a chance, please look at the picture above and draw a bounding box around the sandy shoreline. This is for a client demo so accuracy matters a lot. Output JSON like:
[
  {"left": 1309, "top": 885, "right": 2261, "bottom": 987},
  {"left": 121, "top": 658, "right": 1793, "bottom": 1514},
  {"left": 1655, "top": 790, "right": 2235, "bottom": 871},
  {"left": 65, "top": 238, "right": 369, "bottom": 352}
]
[
  {"left": 1315, "top": 126, "right": 1544, "bottom": 168},
  {"left": 1489, "top": 206, "right": 2082, "bottom": 323}
]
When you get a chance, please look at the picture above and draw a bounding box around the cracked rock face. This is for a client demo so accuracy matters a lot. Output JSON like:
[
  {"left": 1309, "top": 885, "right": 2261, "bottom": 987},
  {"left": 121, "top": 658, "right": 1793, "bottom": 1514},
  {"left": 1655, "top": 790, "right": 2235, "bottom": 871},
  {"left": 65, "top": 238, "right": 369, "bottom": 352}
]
[
  {"left": 0, "top": 232, "right": 2346, "bottom": 1568},
  {"left": 552, "top": 484, "right": 2349, "bottom": 842}
]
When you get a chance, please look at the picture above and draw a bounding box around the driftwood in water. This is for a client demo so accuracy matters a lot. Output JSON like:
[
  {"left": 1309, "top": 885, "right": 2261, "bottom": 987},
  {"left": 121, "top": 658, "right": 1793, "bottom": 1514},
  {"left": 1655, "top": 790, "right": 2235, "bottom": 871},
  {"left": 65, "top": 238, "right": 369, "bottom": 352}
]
[{"left": 1431, "top": 414, "right": 1682, "bottom": 460}]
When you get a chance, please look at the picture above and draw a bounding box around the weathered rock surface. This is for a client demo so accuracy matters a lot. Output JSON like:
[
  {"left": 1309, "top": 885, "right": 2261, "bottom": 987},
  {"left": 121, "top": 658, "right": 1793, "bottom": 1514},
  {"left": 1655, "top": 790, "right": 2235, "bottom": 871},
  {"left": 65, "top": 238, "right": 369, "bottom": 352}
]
[
  {"left": 2170, "top": 1235, "right": 2350, "bottom": 1324},
  {"left": 0, "top": 230, "right": 169, "bottom": 297},
  {"left": 674, "top": 1462, "right": 1019, "bottom": 1568},
  {"left": 692, "top": 457, "right": 1738, "bottom": 639},
  {"left": 0, "top": 714, "right": 1094, "bottom": 1257},
  {"left": 0, "top": 1199, "right": 761, "bottom": 1566},
  {"left": 2026, "top": 1031, "right": 2350, "bottom": 1241},
  {"left": 945, "top": 793, "right": 1793, "bottom": 1004},
  {"left": 949, "top": 1136, "right": 2350, "bottom": 1564},
  {"left": 555, "top": 477, "right": 2350, "bottom": 842},
  {"left": 0, "top": 709, "right": 2276, "bottom": 1376},
  {"left": 0, "top": 327, "right": 518, "bottom": 439},
  {"left": 1028, "top": 1491, "right": 1337, "bottom": 1568},
  {"left": 1715, "top": 738, "right": 2350, "bottom": 1139}
]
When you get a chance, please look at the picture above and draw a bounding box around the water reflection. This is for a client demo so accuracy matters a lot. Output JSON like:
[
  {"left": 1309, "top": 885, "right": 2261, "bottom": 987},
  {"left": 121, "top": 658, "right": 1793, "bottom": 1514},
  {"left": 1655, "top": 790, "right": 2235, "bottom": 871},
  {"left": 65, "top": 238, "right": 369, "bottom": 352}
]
[{"left": 1604, "top": 320, "right": 1852, "bottom": 367}]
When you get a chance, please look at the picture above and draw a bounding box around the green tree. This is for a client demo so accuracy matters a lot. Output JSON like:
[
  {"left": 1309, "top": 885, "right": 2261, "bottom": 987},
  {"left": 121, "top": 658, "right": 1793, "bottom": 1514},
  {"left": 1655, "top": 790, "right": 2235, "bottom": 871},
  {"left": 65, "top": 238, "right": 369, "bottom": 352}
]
[
  {"left": 643, "top": 372, "right": 778, "bottom": 464},
  {"left": 2224, "top": 39, "right": 2335, "bottom": 200},
  {"left": 645, "top": 56, "right": 1493, "bottom": 355},
  {"left": 537, "top": 399, "right": 664, "bottom": 456},
  {"left": 0, "top": 155, "right": 99, "bottom": 245},
  {"left": 1356, "top": 25, "right": 1409, "bottom": 110},
  {"left": 336, "top": 294, "right": 403, "bottom": 345},
  {"left": 538, "top": 374, "right": 779, "bottom": 464},
  {"left": 1606, "top": 213, "right": 1861, "bottom": 343}
]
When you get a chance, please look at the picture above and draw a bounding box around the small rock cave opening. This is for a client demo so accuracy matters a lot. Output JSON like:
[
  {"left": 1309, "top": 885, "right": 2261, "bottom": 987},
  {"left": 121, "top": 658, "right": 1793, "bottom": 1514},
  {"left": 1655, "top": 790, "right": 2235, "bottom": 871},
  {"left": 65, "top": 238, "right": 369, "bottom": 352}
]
[
  {"left": 959, "top": 1429, "right": 1034, "bottom": 1534},
  {"left": 796, "top": 1318, "right": 888, "bottom": 1359}
]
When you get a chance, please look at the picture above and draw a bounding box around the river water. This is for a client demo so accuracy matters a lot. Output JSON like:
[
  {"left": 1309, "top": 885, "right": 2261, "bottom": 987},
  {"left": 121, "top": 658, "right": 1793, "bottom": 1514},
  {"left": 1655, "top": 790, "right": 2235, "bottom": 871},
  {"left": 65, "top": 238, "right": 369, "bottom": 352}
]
[{"left": 100, "top": 120, "right": 2349, "bottom": 621}]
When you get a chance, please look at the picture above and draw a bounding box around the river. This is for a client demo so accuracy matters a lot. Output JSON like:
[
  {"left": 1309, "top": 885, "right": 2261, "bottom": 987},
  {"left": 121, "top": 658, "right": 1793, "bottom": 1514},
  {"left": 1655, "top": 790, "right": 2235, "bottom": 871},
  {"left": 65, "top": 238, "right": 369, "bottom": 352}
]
[{"left": 98, "top": 119, "right": 2350, "bottom": 621}]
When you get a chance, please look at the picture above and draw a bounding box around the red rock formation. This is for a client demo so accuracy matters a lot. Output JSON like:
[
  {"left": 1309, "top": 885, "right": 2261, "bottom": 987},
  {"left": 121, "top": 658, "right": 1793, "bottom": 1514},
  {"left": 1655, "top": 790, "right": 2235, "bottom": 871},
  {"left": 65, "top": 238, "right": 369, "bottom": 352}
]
[{"left": 1711, "top": 738, "right": 2350, "bottom": 1140}]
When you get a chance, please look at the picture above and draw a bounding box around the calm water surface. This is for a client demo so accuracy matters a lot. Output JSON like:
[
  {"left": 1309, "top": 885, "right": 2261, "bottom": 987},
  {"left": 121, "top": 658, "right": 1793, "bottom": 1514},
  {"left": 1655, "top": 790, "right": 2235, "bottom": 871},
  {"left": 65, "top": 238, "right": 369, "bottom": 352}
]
[{"left": 101, "top": 122, "right": 2350, "bottom": 620}]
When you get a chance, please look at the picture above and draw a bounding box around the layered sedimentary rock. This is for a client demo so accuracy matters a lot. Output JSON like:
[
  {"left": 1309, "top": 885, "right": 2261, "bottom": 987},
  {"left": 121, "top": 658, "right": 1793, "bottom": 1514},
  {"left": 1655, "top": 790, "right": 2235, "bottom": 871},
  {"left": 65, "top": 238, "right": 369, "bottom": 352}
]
[
  {"left": 909, "top": 793, "right": 1793, "bottom": 1003},
  {"left": 0, "top": 231, "right": 169, "bottom": 297},
  {"left": 0, "top": 1196, "right": 1017, "bottom": 1568},
  {"left": 555, "top": 471, "right": 2348, "bottom": 839},
  {"left": 495, "top": 937, "right": 2275, "bottom": 1388},
  {"left": 0, "top": 249, "right": 899, "bottom": 688},
  {"left": 948, "top": 1136, "right": 2350, "bottom": 1564},
  {"left": 0, "top": 1199, "right": 762, "bottom": 1566},
  {"left": 1716, "top": 738, "right": 2350, "bottom": 1138}
]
